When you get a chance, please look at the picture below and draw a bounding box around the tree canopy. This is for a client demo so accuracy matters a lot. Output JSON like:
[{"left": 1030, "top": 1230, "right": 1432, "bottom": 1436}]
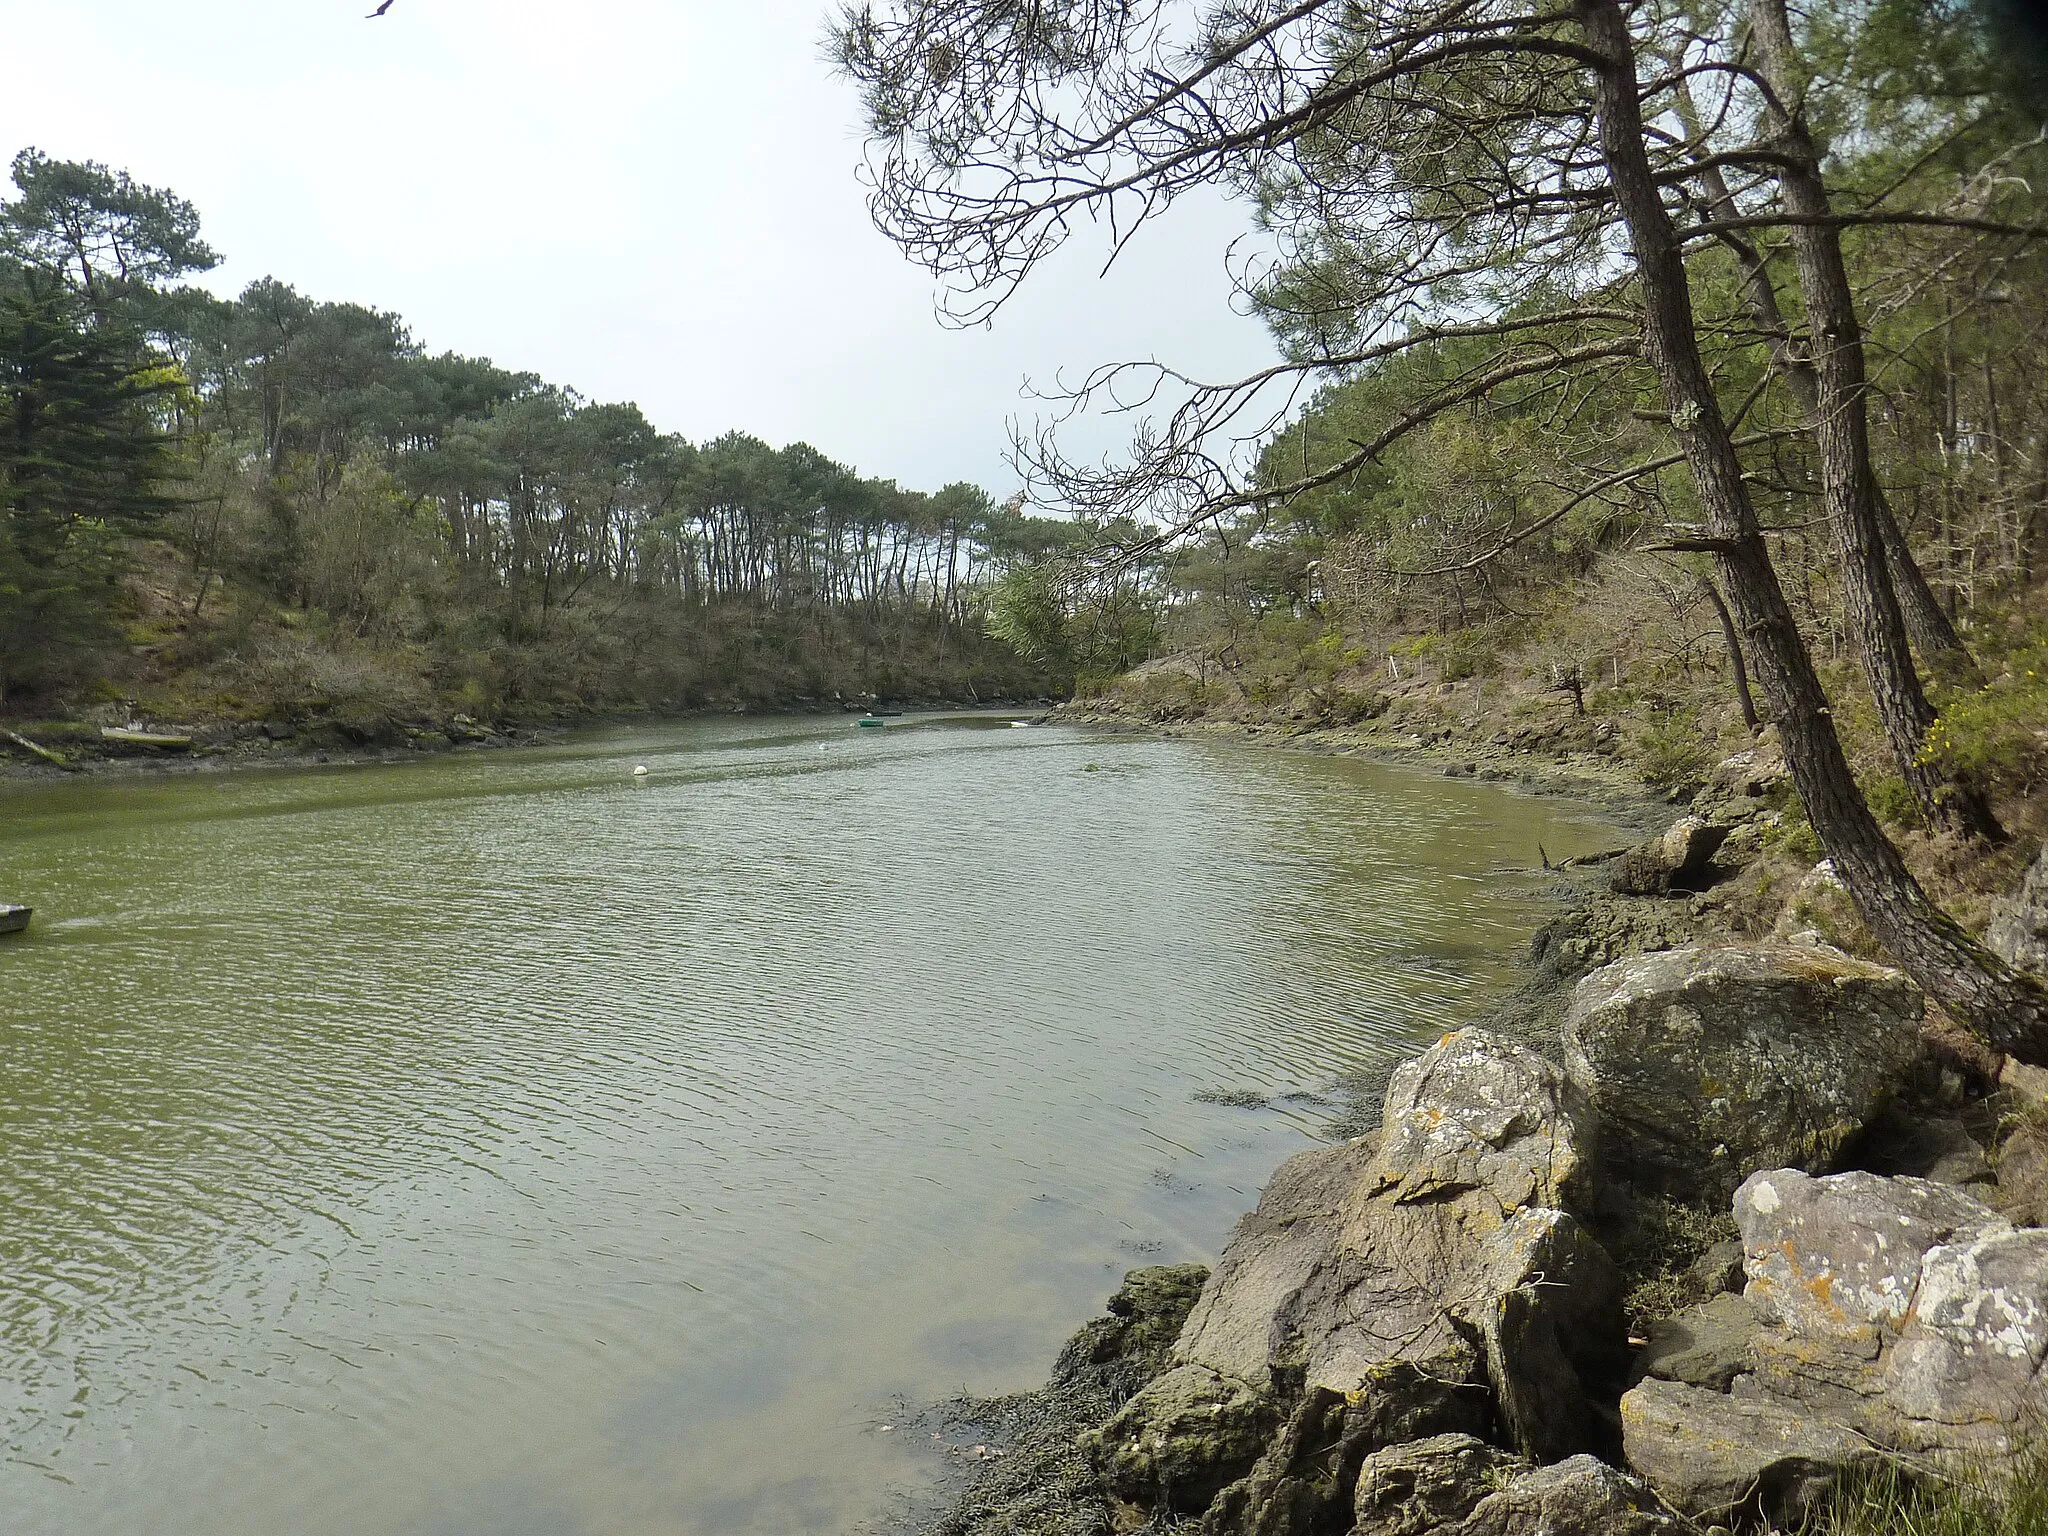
[{"left": 836, "top": 0, "right": 2048, "bottom": 1055}]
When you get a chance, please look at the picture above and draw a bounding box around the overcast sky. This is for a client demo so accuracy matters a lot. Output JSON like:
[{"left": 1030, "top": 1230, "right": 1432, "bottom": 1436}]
[{"left": 0, "top": 0, "right": 1278, "bottom": 499}]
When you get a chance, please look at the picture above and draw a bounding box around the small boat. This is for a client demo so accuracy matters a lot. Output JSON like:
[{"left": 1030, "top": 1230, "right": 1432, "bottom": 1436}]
[
  {"left": 0, "top": 905, "right": 31, "bottom": 935},
  {"left": 856, "top": 717, "right": 887, "bottom": 729}
]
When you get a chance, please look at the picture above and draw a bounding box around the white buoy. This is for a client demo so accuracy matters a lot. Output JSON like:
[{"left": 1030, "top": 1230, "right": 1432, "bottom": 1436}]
[{"left": 632, "top": 765, "right": 650, "bottom": 777}]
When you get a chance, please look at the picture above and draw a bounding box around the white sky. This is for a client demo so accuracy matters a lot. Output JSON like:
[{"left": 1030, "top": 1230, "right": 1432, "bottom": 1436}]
[{"left": 0, "top": 0, "right": 1278, "bottom": 499}]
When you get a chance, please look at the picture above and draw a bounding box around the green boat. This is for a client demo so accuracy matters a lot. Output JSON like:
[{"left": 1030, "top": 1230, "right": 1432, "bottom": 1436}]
[{"left": 856, "top": 717, "right": 887, "bottom": 728}]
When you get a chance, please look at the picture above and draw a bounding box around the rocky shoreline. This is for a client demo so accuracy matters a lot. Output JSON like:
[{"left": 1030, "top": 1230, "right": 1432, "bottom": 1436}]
[{"left": 905, "top": 725, "right": 2048, "bottom": 1536}]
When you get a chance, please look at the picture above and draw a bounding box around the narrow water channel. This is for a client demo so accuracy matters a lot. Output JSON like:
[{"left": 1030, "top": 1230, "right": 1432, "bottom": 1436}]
[{"left": 0, "top": 715, "right": 1620, "bottom": 1535}]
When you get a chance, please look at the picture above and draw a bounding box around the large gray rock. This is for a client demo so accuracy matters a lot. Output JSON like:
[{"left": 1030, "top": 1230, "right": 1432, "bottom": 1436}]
[
  {"left": 1620, "top": 1376, "right": 1880, "bottom": 1526},
  {"left": 1994, "top": 1118, "right": 2048, "bottom": 1226},
  {"left": 1636, "top": 1291, "right": 1756, "bottom": 1391},
  {"left": 1736, "top": 1168, "right": 2048, "bottom": 1459},
  {"left": 1196, "top": 1388, "right": 1354, "bottom": 1536},
  {"left": 1173, "top": 1137, "right": 1379, "bottom": 1386},
  {"left": 1563, "top": 945, "right": 1924, "bottom": 1202},
  {"left": 1703, "top": 736, "right": 1787, "bottom": 803},
  {"left": 1173, "top": 1031, "right": 1619, "bottom": 1468},
  {"left": 1988, "top": 843, "right": 2048, "bottom": 977},
  {"left": 1856, "top": 1110, "right": 1993, "bottom": 1188},
  {"left": 1609, "top": 815, "right": 1729, "bottom": 897},
  {"left": 1473, "top": 1208, "right": 1623, "bottom": 1461},
  {"left": 1682, "top": 1237, "right": 1746, "bottom": 1302},
  {"left": 1458, "top": 1456, "right": 1687, "bottom": 1536},
  {"left": 1351, "top": 1434, "right": 1516, "bottom": 1536},
  {"left": 1187, "top": 1036, "right": 1613, "bottom": 1466},
  {"left": 1353, "top": 1433, "right": 1683, "bottom": 1536},
  {"left": 1363, "top": 1027, "right": 1598, "bottom": 1215},
  {"left": 2006, "top": 1058, "right": 2048, "bottom": 1107}
]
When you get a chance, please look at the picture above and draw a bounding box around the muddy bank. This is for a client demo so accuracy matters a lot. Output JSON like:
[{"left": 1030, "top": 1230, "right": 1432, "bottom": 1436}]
[
  {"left": 1056, "top": 705, "right": 1670, "bottom": 829},
  {"left": 0, "top": 696, "right": 1052, "bottom": 782},
  {"left": 0, "top": 715, "right": 566, "bottom": 781}
]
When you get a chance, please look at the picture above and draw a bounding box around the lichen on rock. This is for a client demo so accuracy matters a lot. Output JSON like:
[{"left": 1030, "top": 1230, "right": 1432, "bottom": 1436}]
[{"left": 1563, "top": 944, "right": 1925, "bottom": 1203}]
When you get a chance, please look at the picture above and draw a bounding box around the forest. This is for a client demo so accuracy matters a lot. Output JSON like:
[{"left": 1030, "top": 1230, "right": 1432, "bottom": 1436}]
[{"left": 0, "top": 148, "right": 1073, "bottom": 727}]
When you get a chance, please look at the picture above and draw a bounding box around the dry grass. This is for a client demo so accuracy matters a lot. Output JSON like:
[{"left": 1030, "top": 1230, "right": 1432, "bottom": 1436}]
[{"left": 1794, "top": 1441, "right": 2048, "bottom": 1536}]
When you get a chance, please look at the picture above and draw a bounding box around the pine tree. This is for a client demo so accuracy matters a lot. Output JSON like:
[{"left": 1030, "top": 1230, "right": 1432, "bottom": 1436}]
[{"left": 0, "top": 268, "right": 180, "bottom": 696}]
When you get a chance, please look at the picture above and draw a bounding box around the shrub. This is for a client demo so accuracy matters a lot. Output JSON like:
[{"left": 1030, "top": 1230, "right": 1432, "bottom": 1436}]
[
  {"left": 1119, "top": 669, "right": 1209, "bottom": 719},
  {"left": 1922, "top": 634, "right": 2048, "bottom": 798},
  {"left": 1325, "top": 688, "right": 1389, "bottom": 724},
  {"left": 1611, "top": 1196, "right": 1738, "bottom": 1336},
  {"left": 1436, "top": 628, "right": 1494, "bottom": 682},
  {"left": 1632, "top": 712, "right": 1717, "bottom": 793},
  {"left": 1864, "top": 774, "right": 1925, "bottom": 831}
]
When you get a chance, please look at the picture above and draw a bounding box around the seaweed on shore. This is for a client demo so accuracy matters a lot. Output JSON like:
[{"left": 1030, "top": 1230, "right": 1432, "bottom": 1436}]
[{"left": 877, "top": 1265, "right": 1209, "bottom": 1536}]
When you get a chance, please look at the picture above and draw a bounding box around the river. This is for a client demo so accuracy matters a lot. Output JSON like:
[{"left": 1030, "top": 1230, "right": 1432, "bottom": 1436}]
[{"left": 0, "top": 714, "right": 1620, "bottom": 1534}]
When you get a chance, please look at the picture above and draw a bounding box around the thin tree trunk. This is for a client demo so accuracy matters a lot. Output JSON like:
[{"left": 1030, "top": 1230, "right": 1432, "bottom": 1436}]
[
  {"left": 1701, "top": 577, "right": 1761, "bottom": 731},
  {"left": 1745, "top": 0, "right": 2003, "bottom": 842},
  {"left": 1675, "top": 98, "right": 1981, "bottom": 686},
  {"left": 1877, "top": 493, "right": 1977, "bottom": 683},
  {"left": 1576, "top": 0, "right": 2047, "bottom": 1060}
]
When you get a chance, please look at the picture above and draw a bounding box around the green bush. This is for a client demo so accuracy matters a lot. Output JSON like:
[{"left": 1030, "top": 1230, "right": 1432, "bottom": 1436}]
[
  {"left": 1632, "top": 712, "right": 1716, "bottom": 793},
  {"left": 1923, "top": 635, "right": 2048, "bottom": 797},
  {"left": 1118, "top": 669, "right": 1209, "bottom": 718},
  {"left": 1325, "top": 687, "right": 1390, "bottom": 724},
  {"left": 1611, "top": 1197, "right": 1739, "bottom": 1336},
  {"left": 1299, "top": 629, "right": 1367, "bottom": 682},
  {"left": 1761, "top": 807, "right": 1825, "bottom": 864},
  {"left": 1428, "top": 628, "right": 1494, "bottom": 682},
  {"left": 1864, "top": 774, "right": 1925, "bottom": 831}
]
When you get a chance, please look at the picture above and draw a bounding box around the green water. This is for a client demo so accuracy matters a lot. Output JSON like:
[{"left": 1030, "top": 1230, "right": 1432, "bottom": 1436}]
[{"left": 0, "top": 715, "right": 1620, "bottom": 1535}]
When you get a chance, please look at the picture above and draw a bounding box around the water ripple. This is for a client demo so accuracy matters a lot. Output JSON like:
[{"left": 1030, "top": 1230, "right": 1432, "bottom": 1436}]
[{"left": 0, "top": 714, "right": 1619, "bottom": 1535}]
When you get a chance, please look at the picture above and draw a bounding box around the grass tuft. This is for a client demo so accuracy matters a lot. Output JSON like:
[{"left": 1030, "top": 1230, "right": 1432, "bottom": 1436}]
[{"left": 1796, "top": 1440, "right": 2048, "bottom": 1536}]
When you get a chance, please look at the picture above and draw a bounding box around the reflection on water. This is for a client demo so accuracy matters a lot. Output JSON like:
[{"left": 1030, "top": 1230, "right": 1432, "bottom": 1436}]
[{"left": 0, "top": 715, "right": 1618, "bottom": 1535}]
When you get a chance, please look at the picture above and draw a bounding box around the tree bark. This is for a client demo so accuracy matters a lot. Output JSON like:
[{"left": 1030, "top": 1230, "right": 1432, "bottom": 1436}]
[
  {"left": 1877, "top": 493, "right": 1978, "bottom": 685},
  {"left": 1672, "top": 91, "right": 1982, "bottom": 686},
  {"left": 1701, "top": 577, "right": 1762, "bottom": 731},
  {"left": 1744, "top": 0, "right": 2003, "bottom": 843},
  {"left": 1575, "top": 0, "right": 2048, "bottom": 1060}
]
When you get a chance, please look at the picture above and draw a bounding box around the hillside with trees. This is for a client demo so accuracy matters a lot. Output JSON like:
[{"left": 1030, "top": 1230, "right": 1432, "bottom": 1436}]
[
  {"left": 0, "top": 148, "right": 1073, "bottom": 739},
  {"left": 838, "top": 0, "right": 2048, "bottom": 1061}
]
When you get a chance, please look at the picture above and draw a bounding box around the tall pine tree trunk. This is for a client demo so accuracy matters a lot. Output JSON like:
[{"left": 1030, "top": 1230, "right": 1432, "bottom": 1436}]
[
  {"left": 1673, "top": 80, "right": 1982, "bottom": 687},
  {"left": 1745, "top": 0, "right": 2004, "bottom": 843},
  {"left": 1575, "top": 0, "right": 2047, "bottom": 1060}
]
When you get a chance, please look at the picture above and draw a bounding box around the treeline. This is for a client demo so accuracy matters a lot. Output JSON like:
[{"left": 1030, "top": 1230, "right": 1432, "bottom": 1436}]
[
  {"left": 0, "top": 148, "right": 1075, "bottom": 714},
  {"left": 965, "top": 0, "right": 2048, "bottom": 803}
]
